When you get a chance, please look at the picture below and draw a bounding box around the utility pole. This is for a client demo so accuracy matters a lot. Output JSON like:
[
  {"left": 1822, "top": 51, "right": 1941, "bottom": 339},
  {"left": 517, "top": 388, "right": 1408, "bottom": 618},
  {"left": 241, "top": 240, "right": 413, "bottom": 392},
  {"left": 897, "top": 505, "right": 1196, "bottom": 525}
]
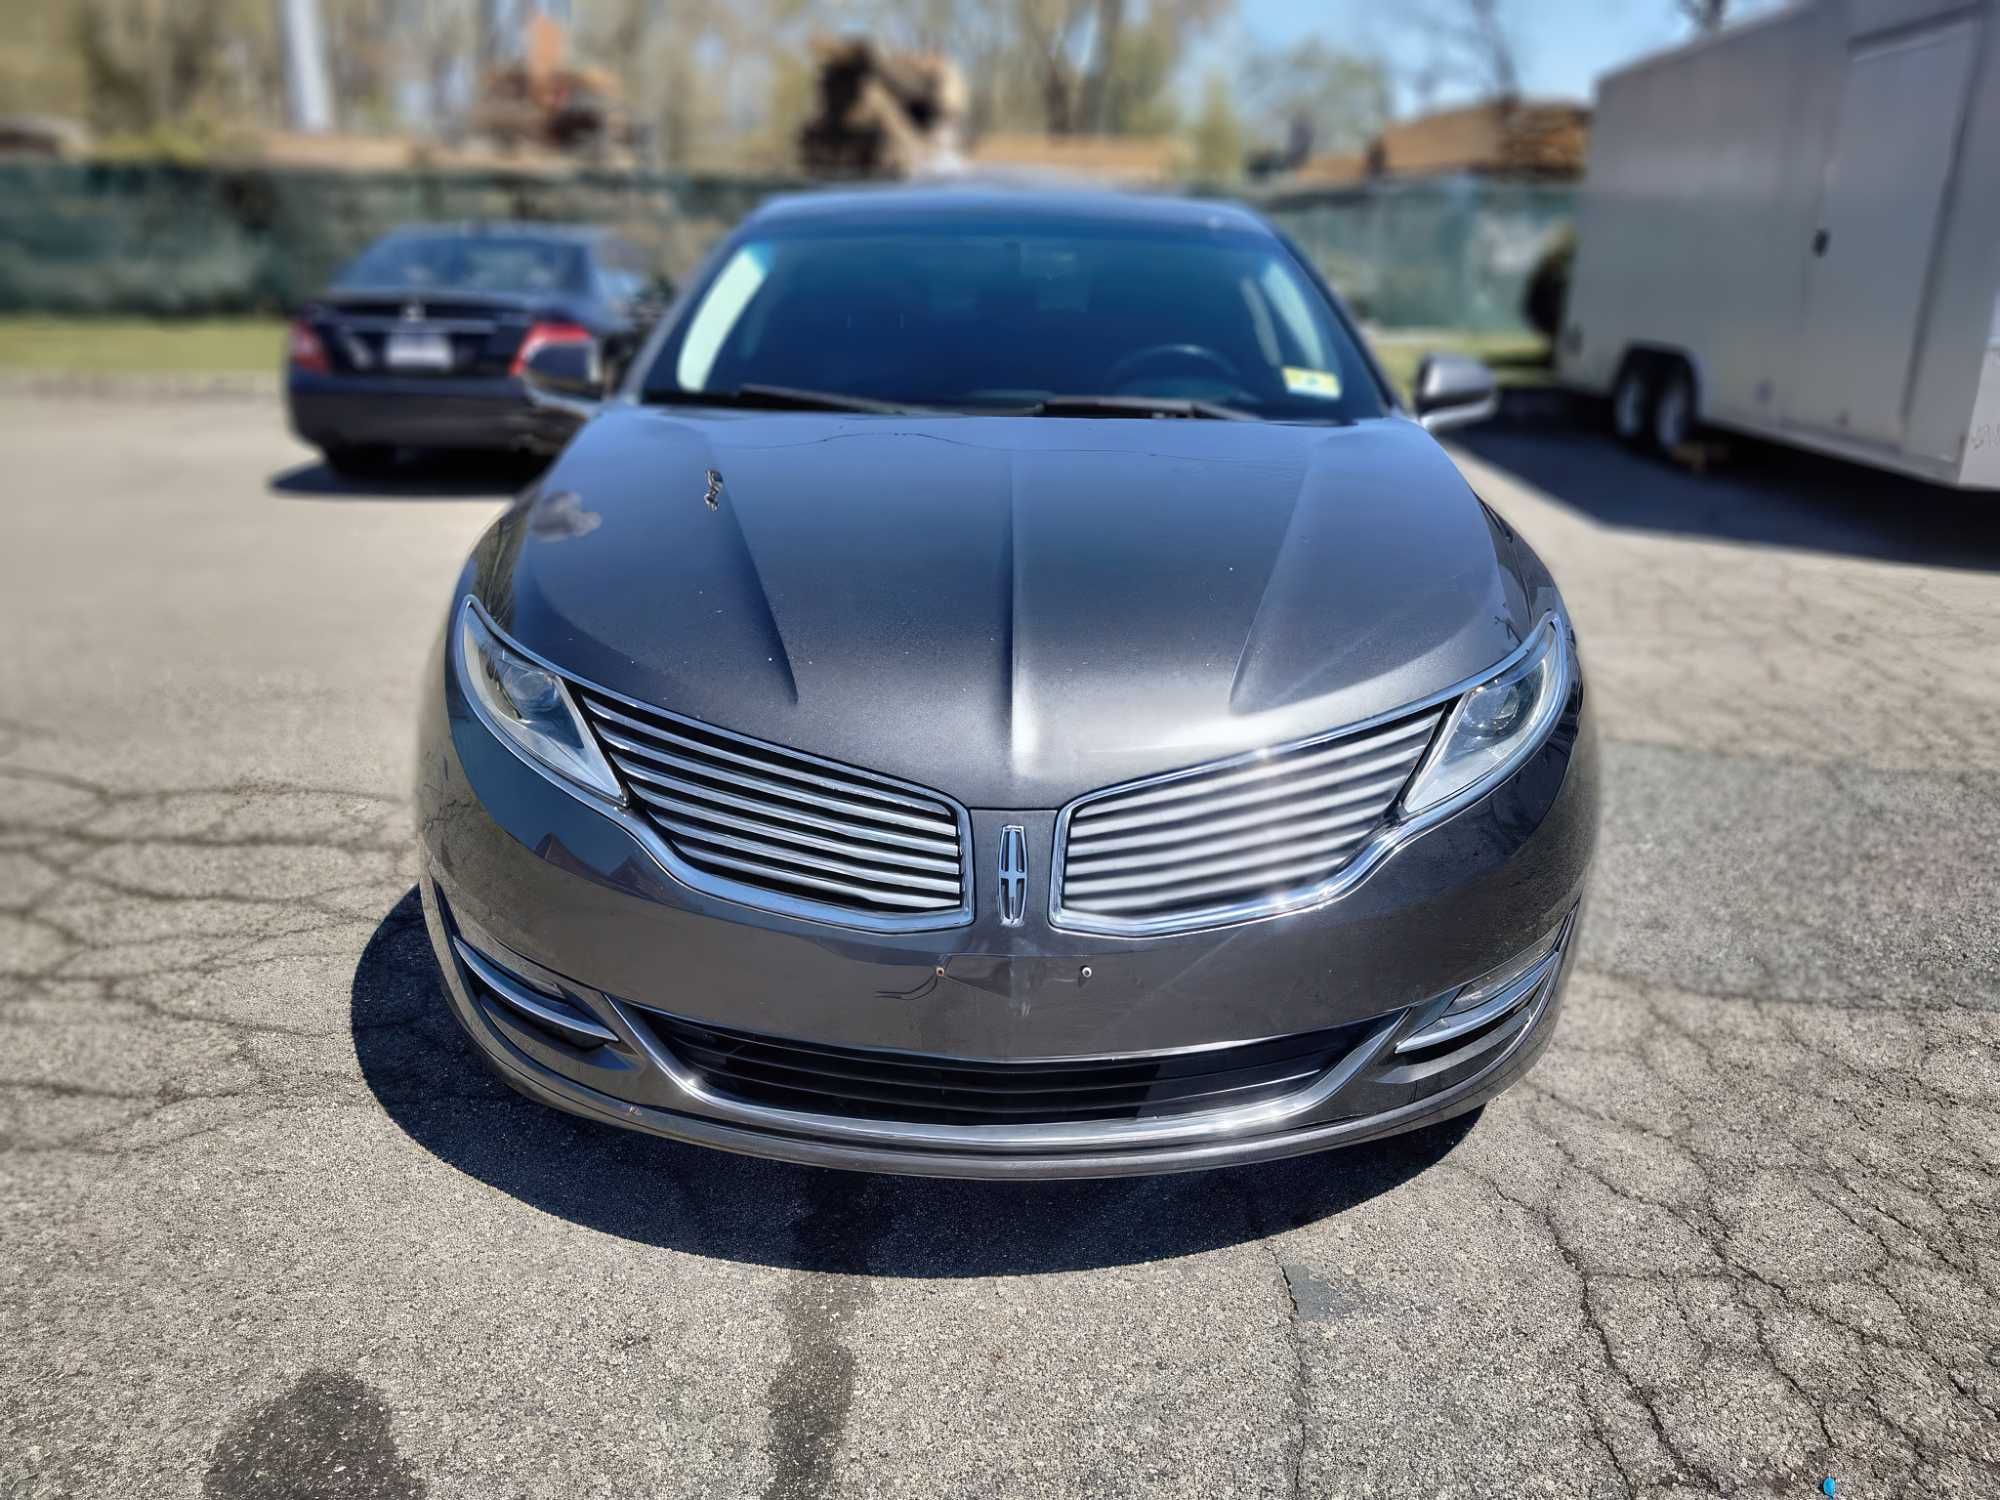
[{"left": 279, "top": 0, "right": 335, "bottom": 133}]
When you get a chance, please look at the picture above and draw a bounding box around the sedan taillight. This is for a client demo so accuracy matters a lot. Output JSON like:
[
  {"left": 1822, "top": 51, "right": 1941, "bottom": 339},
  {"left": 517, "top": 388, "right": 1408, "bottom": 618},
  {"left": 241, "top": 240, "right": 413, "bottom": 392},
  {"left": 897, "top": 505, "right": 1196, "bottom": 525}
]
[
  {"left": 511, "top": 321, "right": 594, "bottom": 377},
  {"left": 287, "top": 319, "right": 330, "bottom": 374}
]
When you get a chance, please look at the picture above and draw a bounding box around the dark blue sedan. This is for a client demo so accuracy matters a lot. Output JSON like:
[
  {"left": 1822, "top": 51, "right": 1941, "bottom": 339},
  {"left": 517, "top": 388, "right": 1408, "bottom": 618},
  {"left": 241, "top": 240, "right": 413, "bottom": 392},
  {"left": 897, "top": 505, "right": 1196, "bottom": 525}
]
[{"left": 284, "top": 222, "right": 664, "bottom": 474}]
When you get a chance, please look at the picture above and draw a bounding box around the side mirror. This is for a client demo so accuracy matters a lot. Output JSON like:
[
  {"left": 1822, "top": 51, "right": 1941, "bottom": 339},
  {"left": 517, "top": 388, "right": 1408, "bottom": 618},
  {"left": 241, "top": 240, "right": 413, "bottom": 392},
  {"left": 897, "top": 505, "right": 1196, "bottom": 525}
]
[
  {"left": 521, "top": 341, "right": 604, "bottom": 422},
  {"left": 1412, "top": 352, "right": 1499, "bottom": 434}
]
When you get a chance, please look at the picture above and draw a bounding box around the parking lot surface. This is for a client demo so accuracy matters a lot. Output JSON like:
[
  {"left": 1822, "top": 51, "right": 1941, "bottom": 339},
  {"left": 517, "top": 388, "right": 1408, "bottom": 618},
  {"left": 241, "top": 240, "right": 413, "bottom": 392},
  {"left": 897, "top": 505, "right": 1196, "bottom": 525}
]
[{"left": 3, "top": 392, "right": 1997, "bottom": 1499}]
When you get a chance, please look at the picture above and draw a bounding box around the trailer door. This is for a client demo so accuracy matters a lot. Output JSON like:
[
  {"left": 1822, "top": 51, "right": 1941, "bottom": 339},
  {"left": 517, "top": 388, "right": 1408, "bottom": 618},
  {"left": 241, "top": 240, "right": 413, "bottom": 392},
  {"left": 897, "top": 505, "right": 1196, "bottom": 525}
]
[{"left": 1786, "top": 20, "right": 1978, "bottom": 447}]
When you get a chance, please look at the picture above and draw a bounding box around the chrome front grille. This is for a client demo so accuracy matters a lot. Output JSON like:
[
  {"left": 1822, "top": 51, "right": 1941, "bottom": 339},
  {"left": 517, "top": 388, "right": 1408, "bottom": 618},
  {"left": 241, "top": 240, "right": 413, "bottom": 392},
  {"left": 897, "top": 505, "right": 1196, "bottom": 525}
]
[
  {"left": 1054, "top": 709, "right": 1443, "bottom": 935},
  {"left": 577, "top": 693, "right": 970, "bottom": 927}
]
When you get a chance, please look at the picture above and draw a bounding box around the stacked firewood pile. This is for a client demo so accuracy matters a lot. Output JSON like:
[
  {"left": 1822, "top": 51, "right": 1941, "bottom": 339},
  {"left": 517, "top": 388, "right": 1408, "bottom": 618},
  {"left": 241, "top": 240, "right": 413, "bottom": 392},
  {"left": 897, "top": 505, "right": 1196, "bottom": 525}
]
[
  {"left": 1295, "top": 99, "right": 1591, "bottom": 186},
  {"left": 797, "top": 37, "right": 967, "bottom": 178}
]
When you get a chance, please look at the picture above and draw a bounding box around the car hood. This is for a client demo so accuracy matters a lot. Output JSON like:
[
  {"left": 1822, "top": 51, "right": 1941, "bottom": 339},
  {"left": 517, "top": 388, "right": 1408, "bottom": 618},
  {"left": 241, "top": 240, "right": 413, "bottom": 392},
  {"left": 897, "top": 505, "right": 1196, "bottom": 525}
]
[{"left": 471, "top": 407, "right": 1545, "bottom": 808}]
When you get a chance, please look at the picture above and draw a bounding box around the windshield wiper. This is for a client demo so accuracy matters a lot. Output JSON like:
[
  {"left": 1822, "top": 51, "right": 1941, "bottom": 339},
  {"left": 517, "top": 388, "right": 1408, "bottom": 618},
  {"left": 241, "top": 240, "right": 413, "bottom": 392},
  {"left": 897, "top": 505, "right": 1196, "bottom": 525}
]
[
  {"left": 646, "top": 384, "right": 930, "bottom": 415},
  {"left": 644, "top": 387, "right": 1260, "bottom": 421},
  {"left": 1021, "top": 394, "right": 1258, "bottom": 421}
]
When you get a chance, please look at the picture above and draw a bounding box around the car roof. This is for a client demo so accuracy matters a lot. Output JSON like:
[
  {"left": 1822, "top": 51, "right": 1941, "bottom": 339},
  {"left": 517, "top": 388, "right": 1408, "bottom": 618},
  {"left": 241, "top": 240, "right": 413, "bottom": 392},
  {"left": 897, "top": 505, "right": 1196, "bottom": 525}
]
[
  {"left": 742, "top": 183, "right": 1273, "bottom": 236},
  {"left": 380, "top": 221, "right": 615, "bottom": 245}
]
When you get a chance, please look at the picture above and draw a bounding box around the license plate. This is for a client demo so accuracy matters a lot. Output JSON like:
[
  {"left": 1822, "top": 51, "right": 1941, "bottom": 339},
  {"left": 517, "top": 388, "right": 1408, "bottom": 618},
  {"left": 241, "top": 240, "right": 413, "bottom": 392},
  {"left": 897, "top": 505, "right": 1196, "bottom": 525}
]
[{"left": 385, "top": 331, "right": 453, "bottom": 370}]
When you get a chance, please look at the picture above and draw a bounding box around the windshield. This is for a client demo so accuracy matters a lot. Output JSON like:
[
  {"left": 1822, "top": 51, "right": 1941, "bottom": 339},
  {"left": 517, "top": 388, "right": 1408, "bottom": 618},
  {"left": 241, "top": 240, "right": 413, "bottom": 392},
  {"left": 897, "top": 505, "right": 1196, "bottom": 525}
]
[
  {"left": 336, "top": 234, "right": 589, "bottom": 296},
  {"left": 640, "top": 215, "right": 1386, "bottom": 422}
]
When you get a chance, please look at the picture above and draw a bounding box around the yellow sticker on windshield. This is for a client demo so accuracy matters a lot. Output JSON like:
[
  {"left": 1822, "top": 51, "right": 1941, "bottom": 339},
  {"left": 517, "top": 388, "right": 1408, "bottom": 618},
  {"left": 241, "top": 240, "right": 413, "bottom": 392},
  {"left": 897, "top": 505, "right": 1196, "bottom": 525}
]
[{"left": 1283, "top": 366, "right": 1342, "bottom": 400}]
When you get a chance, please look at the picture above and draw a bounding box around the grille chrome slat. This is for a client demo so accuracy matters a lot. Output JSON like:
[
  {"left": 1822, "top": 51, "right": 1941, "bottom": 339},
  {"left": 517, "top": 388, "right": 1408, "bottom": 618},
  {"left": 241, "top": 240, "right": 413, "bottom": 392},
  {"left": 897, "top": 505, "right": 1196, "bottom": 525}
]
[
  {"left": 1055, "top": 708, "right": 1442, "bottom": 933},
  {"left": 623, "top": 775, "right": 960, "bottom": 858},
  {"left": 1070, "top": 716, "right": 1436, "bottom": 824},
  {"left": 600, "top": 738, "right": 956, "bottom": 835},
  {"left": 1064, "top": 851, "right": 1367, "bottom": 913},
  {"left": 656, "top": 819, "right": 963, "bottom": 895},
  {"left": 574, "top": 692, "right": 969, "bottom": 925},
  {"left": 651, "top": 813, "right": 960, "bottom": 877},
  {"left": 1070, "top": 763, "right": 1419, "bottom": 840},
  {"left": 680, "top": 846, "right": 955, "bottom": 911},
  {"left": 585, "top": 698, "right": 948, "bottom": 817},
  {"left": 1062, "top": 825, "right": 1373, "bottom": 896},
  {"left": 1064, "top": 794, "right": 1390, "bottom": 863}
]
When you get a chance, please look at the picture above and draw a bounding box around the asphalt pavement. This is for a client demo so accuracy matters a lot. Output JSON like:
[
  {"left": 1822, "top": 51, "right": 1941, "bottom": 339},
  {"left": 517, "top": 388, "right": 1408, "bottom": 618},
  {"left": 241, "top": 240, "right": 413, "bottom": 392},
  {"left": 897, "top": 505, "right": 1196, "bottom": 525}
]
[{"left": 2, "top": 391, "right": 1996, "bottom": 1499}]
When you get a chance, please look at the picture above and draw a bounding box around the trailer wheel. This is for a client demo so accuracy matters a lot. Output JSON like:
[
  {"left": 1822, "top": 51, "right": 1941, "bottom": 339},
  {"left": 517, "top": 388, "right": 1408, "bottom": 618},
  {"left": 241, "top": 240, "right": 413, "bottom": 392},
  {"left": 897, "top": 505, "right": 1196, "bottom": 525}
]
[
  {"left": 1650, "top": 364, "right": 1696, "bottom": 455},
  {"left": 1610, "top": 361, "right": 1652, "bottom": 447}
]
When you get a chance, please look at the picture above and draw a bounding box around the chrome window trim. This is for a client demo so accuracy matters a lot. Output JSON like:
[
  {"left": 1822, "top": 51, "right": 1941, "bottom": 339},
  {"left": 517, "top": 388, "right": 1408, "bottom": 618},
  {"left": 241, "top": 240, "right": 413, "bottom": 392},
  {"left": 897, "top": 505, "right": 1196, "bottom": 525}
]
[
  {"left": 453, "top": 596, "right": 975, "bottom": 934},
  {"left": 1048, "top": 613, "right": 1574, "bottom": 938}
]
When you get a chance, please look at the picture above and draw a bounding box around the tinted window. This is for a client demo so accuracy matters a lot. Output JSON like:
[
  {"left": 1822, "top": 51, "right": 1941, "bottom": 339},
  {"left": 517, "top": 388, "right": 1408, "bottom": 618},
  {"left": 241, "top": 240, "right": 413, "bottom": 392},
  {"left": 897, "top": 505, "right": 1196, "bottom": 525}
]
[
  {"left": 337, "top": 235, "right": 589, "bottom": 296},
  {"left": 641, "top": 215, "right": 1385, "bottom": 422}
]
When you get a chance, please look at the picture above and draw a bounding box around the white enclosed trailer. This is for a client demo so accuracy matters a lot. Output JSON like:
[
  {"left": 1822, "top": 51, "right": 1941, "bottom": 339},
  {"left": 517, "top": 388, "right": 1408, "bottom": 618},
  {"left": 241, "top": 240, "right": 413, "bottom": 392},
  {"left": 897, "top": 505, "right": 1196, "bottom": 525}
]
[{"left": 1558, "top": 0, "right": 2000, "bottom": 488}]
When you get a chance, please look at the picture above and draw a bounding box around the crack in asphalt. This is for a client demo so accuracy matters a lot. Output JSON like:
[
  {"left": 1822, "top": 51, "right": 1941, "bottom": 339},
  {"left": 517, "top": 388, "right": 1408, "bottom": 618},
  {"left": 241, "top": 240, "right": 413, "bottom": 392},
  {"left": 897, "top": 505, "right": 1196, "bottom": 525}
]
[{"left": 3, "top": 741, "right": 1997, "bottom": 1497}]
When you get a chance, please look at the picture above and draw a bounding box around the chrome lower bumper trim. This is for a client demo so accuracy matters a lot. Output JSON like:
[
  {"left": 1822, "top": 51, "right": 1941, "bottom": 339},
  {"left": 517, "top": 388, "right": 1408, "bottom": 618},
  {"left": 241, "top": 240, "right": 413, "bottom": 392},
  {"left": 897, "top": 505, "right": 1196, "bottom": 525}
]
[
  {"left": 609, "top": 996, "right": 1404, "bottom": 1156},
  {"left": 469, "top": 968, "right": 1565, "bottom": 1180},
  {"left": 425, "top": 873, "right": 1578, "bottom": 1178}
]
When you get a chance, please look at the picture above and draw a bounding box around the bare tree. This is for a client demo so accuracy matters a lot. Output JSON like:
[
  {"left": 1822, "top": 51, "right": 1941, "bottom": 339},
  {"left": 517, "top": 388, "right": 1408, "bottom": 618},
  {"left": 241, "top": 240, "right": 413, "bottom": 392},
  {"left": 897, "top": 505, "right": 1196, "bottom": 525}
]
[
  {"left": 1077, "top": 0, "right": 1126, "bottom": 134},
  {"left": 1011, "top": 0, "right": 1225, "bottom": 136},
  {"left": 1676, "top": 0, "right": 1731, "bottom": 32},
  {"left": 1240, "top": 37, "right": 1390, "bottom": 165},
  {"left": 1403, "top": 0, "right": 1522, "bottom": 104}
]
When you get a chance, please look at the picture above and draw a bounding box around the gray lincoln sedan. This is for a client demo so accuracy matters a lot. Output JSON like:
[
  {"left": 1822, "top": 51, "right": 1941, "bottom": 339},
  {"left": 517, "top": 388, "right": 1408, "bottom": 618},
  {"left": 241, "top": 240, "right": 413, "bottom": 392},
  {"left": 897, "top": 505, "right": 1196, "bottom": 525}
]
[{"left": 415, "top": 187, "right": 1597, "bottom": 1178}]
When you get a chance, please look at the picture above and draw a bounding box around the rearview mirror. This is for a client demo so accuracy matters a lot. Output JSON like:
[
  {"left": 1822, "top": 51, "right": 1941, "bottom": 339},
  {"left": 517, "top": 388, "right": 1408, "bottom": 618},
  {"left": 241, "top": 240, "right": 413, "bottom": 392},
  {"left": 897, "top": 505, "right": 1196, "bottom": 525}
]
[
  {"left": 521, "top": 341, "right": 604, "bottom": 422},
  {"left": 1412, "top": 353, "right": 1499, "bottom": 434}
]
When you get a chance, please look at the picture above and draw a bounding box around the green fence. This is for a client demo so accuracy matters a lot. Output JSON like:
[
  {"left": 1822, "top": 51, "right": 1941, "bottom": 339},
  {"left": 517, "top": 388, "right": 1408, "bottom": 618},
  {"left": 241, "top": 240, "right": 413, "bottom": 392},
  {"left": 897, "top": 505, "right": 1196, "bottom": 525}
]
[
  {"left": 0, "top": 161, "right": 798, "bottom": 316},
  {"left": 1260, "top": 177, "right": 1575, "bottom": 331},
  {"left": 0, "top": 161, "right": 1571, "bottom": 329}
]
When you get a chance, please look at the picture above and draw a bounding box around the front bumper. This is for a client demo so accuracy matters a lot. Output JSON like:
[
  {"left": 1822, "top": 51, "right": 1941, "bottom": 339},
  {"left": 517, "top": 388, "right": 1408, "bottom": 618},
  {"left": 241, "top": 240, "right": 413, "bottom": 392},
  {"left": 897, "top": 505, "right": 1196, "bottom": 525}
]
[
  {"left": 287, "top": 371, "right": 565, "bottom": 453},
  {"left": 415, "top": 636, "right": 1597, "bottom": 1179}
]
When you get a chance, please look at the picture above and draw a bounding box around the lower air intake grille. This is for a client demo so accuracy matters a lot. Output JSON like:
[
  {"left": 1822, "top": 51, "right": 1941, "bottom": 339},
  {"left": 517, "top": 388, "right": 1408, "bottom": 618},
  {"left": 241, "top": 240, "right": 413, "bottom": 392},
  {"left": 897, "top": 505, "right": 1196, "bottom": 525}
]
[
  {"left": 1055, "top": 708, "right": 1443, "bottom": 934},
  {"left": 577, "top": 693, "right": 969, "bottom": 927},
  {"left": 640, "top": 1011, "right": 1371, "bottom": 1128}
]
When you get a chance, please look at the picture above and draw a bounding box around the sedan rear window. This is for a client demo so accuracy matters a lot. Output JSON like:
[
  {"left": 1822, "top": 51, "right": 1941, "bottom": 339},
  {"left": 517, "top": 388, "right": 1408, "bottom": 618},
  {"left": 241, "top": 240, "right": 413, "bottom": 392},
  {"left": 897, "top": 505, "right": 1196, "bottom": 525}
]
[
  {"left": 642, "top": 215, "right": 1385, "bottom": 423},
  {"left": 337, "top": 235, "right": 590, "bottom": 296}
]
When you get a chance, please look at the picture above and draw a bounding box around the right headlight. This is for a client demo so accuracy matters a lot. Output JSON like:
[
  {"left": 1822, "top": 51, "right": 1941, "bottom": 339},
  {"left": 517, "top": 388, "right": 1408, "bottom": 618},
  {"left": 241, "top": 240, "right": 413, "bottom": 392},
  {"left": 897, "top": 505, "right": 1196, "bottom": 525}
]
[
  {"left": 1401, "top": 614, "right": 1572, "bottom": 816},
  {"left": 453, "top": 596, "right": 623, "bottom": 803}
]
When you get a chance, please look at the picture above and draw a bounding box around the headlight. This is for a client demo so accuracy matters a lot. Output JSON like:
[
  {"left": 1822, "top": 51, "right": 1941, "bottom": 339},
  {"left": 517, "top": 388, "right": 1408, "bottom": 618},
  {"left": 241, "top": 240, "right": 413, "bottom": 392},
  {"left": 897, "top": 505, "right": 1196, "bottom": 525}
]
[
  {"left": 454, "top": 597, "right": 622, "bottom": 802},
  {"left": 1401, "top": 614, "right": 1571, "bottom": 816}
]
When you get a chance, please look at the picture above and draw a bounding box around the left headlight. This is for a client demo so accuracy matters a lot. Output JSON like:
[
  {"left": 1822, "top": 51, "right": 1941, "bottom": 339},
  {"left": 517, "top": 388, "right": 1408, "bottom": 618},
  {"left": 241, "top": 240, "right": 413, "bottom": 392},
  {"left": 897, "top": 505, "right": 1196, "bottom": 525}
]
[
  {"left": 1401, "top": 613, "right": 1572, "bottom": 816},
  {"left": 454, "top": 596, "right": 623, "bottom": 802}
]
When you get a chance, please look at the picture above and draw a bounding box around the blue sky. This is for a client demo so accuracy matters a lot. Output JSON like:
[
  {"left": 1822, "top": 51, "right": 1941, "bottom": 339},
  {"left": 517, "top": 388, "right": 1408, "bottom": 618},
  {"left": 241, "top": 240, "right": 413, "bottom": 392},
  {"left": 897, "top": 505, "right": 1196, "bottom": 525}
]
[{"left": 1196, "top": 0, "right": 1782, "bottom": 109}]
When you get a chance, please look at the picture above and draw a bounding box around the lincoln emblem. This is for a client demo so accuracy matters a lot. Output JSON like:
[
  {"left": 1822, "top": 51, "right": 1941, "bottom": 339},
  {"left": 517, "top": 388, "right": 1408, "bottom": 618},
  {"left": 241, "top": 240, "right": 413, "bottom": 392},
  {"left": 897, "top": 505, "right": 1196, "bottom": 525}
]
[{"left": 998, "top": 825, "right": 1028, "bottom": 927}]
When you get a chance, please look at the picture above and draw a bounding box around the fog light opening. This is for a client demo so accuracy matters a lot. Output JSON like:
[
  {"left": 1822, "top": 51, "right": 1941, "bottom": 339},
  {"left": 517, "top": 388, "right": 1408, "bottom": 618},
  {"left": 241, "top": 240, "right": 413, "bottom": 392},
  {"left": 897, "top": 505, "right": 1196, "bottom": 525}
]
[
  {"left": 451, "top": 935, "right": 620, "bottom": 1051},
  {"left": 1395, "top": 921, "right": 1567, "bottom": 1057}
]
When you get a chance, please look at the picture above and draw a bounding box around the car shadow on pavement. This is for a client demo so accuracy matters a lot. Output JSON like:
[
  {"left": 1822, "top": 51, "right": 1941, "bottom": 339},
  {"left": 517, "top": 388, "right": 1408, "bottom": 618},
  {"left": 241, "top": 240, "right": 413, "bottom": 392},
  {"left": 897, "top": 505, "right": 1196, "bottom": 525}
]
[
  {"left": 1455, "top": 408, "right": 2000, "bottom": 571},
  {"left": 270, "top": 452, "right": 543, "bottom": 500},
  {"left": 352, "top": 888, "right": 1479, "bottom": 1276}
]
